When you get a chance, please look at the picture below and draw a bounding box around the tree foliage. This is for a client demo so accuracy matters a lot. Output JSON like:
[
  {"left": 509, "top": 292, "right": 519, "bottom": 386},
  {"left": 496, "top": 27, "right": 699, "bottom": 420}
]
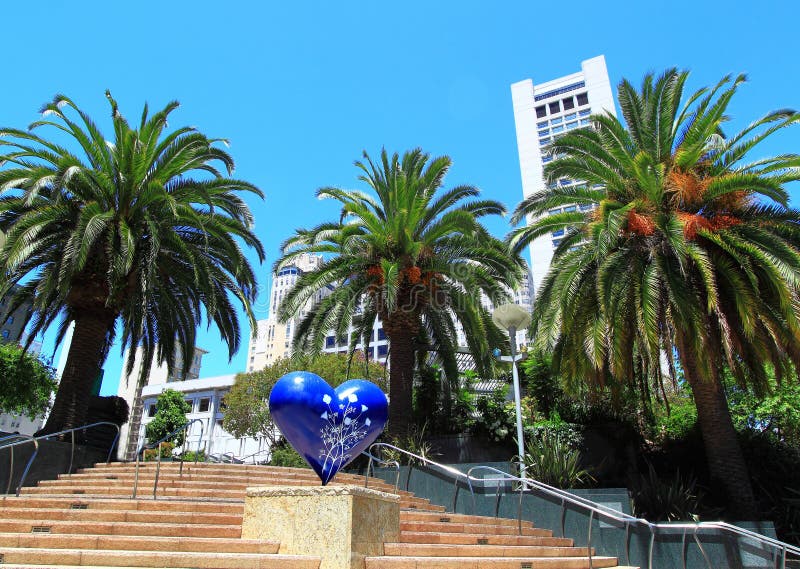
[
  {"left": 0, "top": 343, "right": 57, "bottom": 420},
  {"left": 145, "top": 389, "right": 191, "bottom": 446},
  {"left": 222, "top": 352, "right": 388, "bottom": 443},
  {"left": 512, "top": 69, "right": 800, "bottom": 517},
  {"left": 277, "top": 148, "right": 523, "bottom": 434},
  {"left": 0, "top": 93, "right": 264, "bottom": 433}
]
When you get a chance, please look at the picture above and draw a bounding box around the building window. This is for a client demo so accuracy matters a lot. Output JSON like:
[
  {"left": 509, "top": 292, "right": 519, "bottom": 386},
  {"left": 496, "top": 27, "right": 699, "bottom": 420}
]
[
  {"left": 552, "top": 238, "right": 563, "bottom": 248},
  {"left": 564, "top": 206, "right": 577, "bottom": 213},
  {"left": 565, "top": 113, "right": 577, "bottom": 121},
  {"left": 550, "top": 117, "right": 562, "bottom": 125},
  {"left": 552, "top": 229, "right": 565, "bottom": 237},
  {"left": 542, "top": 156, "right": 553, "bottom": 163},
  {"left": 537, "top": 129, "right": 549, "bottom": 137},
  {"left": 377, "top": 345, "right": 389, "bottom": 357},
  {"left": 377, "top": 328, "right": 386, "bottom": 341},
  {"left": 563, "top": 97, "right": 575, "bottom": 110},
  {"left": 579, "top": 109, "right": 591, "bottom": 117},
  {"left": 576, "top": 92, "right": 589, "bottom": 106},
  {"left": 1, "top": 330, "right": 9, "bottom": 340},
  {"left": 5, "top": 316, "right": 12, "bottom": 324},
  {"left": 147, "top": 404, "right": 157, "bottom": 418},
  {"left": 535, "top": 105, "right": 546, "bottom": 118},
  {"left": 199, "top": 398, "right": 211, "bottom": 413},
  {"left": 566, "top": 121, "right": 578, "bottom": 129},
  {"left": 536, "top": 120, "right": 548, "bottom": 128},
  {"left": 548, "top": 101, "right": 560, "bottom": 114},
  {"left": 552, "top": 125, "right": 564, "bottom": 134},
  {"left": 580, "top": 118, "right": 592, "bottom": 126},
  {"left": 539, "top": 137, "right": 551, "bottom": 146},
  {"left": 548, "top": 208, "right": 561, "bottom": 216},
  {"left": 184, "top": 399, "right": 194, "bottom": 412}
]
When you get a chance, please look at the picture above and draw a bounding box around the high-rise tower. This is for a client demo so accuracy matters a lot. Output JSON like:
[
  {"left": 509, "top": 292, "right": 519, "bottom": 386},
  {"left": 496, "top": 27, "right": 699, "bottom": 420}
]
[{"left": 511, "top": 55, "right": 616, "bottom": 296}]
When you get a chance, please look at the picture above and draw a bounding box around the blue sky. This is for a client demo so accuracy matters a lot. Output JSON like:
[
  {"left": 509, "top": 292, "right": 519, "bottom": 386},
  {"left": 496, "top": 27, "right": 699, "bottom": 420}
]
[{"left": 1, "top": 0, "right": 798, "bottom": 395}]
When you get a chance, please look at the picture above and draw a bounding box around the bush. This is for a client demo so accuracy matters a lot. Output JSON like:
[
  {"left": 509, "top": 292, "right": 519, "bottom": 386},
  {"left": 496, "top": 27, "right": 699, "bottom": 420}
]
[
  {"left": 145, "top": 389, "right": 191, "bottom": 446},
  {"left": 518, "top": 430, "right": 594, "bottom": 489},
  {"left": 143, "top": 441, "right": 174, "bottom": 461},
  {"left": 630, "top": 462, "right": 705, "bottom": 521},
  {"left": 472, "top": 386, "right": 516, "bottom": 443},
  {"left": 0, "top": 343, "right": 57, "bottom": 419},
  {"left": 269, "top": 443, "right": 309, "bottom": 468},
  {"left": 180, "top": 449, "right": 206, "bottom": 462}
]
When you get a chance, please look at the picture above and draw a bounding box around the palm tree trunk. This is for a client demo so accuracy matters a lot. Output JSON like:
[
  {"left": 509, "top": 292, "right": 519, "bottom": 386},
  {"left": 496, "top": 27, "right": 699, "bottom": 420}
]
[
  {"left": 678, "top": 336, "right": 757, "bottom": 519},
  {"left": 385, "top": 322, "right": 416, "bottom": 437},
  {"left": 39, "top": 312, "right": 115, "bottom": 436}
]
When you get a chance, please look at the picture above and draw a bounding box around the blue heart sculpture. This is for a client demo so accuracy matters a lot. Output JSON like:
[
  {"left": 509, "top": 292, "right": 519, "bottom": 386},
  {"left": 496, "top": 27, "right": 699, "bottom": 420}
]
[{"left": 268, "top": 371, "right": 388, "bottom": 485}]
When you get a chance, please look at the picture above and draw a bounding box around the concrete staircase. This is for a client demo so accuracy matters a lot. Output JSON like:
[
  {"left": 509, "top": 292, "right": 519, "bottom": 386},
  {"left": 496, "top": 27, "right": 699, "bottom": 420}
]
[{"left": 0, "top": 461, "right": 636, "bottom": 568}]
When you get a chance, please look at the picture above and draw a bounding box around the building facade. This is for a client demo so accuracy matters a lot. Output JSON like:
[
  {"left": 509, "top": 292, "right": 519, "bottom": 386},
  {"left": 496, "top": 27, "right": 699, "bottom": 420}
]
[
  {"left": 510, "top": 55, "right": 616, "bottom": 295},
  {"left": 116, "top": 343, "right": 207, "bottom": 460}
]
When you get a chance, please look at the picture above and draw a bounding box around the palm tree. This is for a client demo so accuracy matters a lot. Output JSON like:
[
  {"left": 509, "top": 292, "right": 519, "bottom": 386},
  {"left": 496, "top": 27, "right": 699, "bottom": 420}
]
[
  {"left": 510, "top": 70, "right": 800, "bottom": 518},
  {"left": 278, "top": 148, "right": 524, "bottom": 436},
  {"left": 0, "top": 92, "right": 264, "bottom": 434}
]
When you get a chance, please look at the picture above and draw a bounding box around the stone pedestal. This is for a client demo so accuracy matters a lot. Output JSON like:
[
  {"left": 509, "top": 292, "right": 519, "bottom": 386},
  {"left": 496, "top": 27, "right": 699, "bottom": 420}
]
[{"left": 242, "top": 485, "right": 400, "bottom": 569}]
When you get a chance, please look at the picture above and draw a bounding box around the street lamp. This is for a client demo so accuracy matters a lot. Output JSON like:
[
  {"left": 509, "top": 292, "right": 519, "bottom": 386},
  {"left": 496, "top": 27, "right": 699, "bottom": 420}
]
[{"left": 492, "top": 303, "right": 532, "bottom": 484}]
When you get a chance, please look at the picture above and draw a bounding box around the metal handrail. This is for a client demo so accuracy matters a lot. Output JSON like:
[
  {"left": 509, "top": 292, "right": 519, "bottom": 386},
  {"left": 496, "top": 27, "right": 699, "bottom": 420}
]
[
  {"left": 361, "top": 450, "right": 401, "bottom": 492},
  {"left": 36, "top": 422, "right": 121, "bottom": 475},
  {"left": 1, "top": 422, "right": 119, "bottom": 496},
  {"left": 366, "top": 443, "right": 800, "bottom": 569},
  {"left": 0, "top": 434, "right": 38, "bottom": 496},
  {"left": 367, "top": 443, "right": 472, "bottom": 512},
  {"left": 132, "top": 418, "right": 205, "bottom": 499}
]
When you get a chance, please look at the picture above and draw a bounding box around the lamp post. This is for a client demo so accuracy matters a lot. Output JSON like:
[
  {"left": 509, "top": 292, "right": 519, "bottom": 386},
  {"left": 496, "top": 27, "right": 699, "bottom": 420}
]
[{"left": 492, "top": 303, "right": 532, "bottom": 483}]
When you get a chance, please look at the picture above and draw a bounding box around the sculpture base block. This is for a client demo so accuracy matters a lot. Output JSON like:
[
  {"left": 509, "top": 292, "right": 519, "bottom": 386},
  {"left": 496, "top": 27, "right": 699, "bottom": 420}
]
[{"left": 242, "top": 484, "right": 400, "bottom": 569}]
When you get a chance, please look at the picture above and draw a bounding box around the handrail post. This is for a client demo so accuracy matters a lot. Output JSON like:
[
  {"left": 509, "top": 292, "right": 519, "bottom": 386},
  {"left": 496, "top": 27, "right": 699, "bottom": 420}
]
[
  {"left": 587, "top": 509, "right": 594, "bottom": 569},
  {"left": 132, "top": 450, "right": 141, "bottom": 499},
  {"left": 68, "top": 429, "right": 75, "bottom": 475},
  {"left": 6, "top": 445, "right": 13, "bottom": 495},
  {"left": 364, "top": 455, "right": 373, "bottom": 489},
  {"left": 106, "top": 424, "right": 120, "bottom": 464},
  {"left": 517, "top": 483, "right": 523, "bottom": 536},
  {"left": 649, "top": 525, "right": 656, "bottom": 569},
  {"left": 15, "top": 438, "right": 38, "bottom": 497},
  {"left": 153, "top": 442, "right": 162, "bottom": 500}
]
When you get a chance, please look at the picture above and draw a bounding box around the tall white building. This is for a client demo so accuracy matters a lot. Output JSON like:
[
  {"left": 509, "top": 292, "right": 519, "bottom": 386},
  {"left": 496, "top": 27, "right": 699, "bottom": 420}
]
[
  {"left": 247, "top": 253, "right": 389, "bottom": 372},
  {"left": 511, "top": 55, "right": 616, "bottom": 296},
  {"left": 116, "top": 343, "right": 207, "bottom": 460}
]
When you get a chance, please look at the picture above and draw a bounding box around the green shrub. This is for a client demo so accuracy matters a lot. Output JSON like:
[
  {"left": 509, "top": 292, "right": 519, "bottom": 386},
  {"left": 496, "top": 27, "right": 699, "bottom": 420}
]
[
  {"left": 145, "top": 389, "right": 191, "bottom": 446},
  {"left": 472, "top": 386, "right": 516, "bottom": 443},
  {"left": 518, "top": 431, "right": 594, "bottom": 489},
  {"left": 630, "top": 462, "right": 705, "bottom": 521},
  {"left": 0, "top": 343, "right": 57, "bottom": 419},
  {"left": 269, "top": 445, "right": 310, "bottom": 469},
  {"left": 180, "top": 449, "right": 206, "bottom": 462},
  {"left": 143, "top": 441, "right": 174, "bottom": 461},
  {"left": 655, "top": 396, "right": 698, "bottom": 442}
]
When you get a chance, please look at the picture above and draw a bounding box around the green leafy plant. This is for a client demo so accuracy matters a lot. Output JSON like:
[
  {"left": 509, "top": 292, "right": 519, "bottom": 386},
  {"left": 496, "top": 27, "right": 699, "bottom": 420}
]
[
  {"left": 472, "top": 385, "right": 516, "bottom": 443},
  {"left": 630, "top": 462, "right": 704, "bottom": 521},
  {"left": 0, "top": 343, "right": 57, "bottom": 420},
  {"left": 145, "top": 389, "right": 191, "bottom": 446},
  {"left": 180, "top": 449, "right": 206, "bottom": 462},
  {"left": 518, "top": 431, "right": 594, "bottom": 489},
  {"left": 268, "top": 442, "right": 309, "bottom": 469},
  {"left": 143, "top": 441, "right": 174, "bottom": 461},
  {"left": 380, "top": 425, "right": 438, "bottom": 466}
]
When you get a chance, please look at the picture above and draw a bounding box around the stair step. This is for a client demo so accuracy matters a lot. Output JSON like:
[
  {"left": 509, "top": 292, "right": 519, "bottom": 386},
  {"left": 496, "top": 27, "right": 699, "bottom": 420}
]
[
  {"left": 0, "top": 519, "right": 240, "bottom": 538},
  {"left": 384, "top": 543, "right": 593, "bottom": 557},
  {"left": 0, "top": 507, "right": 242, "bottom": 525},
  {"left": 399, "top": 511, "right": 534, "bottom": 528},
  {"left": 0, "top": 548, "right": 320, "bottom": 569},
  {"left": 400, "top": 521, "right": 552, "bottom": 536},
  {"left": 0, "top": 533, "right": 278, "bottom": 554},
  {"left": 399, "top": 532, "right": 573, "bottom": 546},
  {"left": 0, "top": 496, "right": 244, "bottom": 514},
  {"left": 364, "top": 556, "right": 620, "bottom": 568}
]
